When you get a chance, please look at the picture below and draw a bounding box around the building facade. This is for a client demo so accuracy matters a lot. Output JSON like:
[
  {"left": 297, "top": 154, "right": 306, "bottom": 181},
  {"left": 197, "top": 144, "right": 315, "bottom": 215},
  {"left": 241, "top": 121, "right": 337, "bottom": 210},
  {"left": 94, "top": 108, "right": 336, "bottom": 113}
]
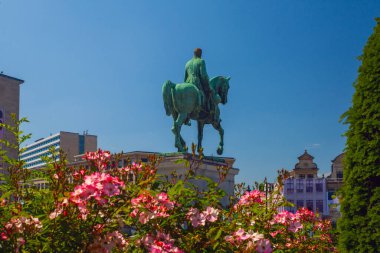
[
  {"left": 0, "top": 73, "right": 24, "bottom": 173},
  {"left": 20, "top": 131, "right": 97, "bottom": 169},
  {"left": 283, "top": 151, "right": 329, "bottom": 216},
  {"left": 326, "top": 153, "right": 344, "bottom": 223},
  {"left": 326, "top": 153, "right": 344, "bottom": 194}
]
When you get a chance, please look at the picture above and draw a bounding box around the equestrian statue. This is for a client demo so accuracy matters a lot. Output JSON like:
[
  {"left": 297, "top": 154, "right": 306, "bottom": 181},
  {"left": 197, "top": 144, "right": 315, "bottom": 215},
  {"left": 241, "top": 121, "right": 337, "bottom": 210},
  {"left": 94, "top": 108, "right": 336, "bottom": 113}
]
[{"left": 162, "top": 48, "right": 230, "bottom": 155}]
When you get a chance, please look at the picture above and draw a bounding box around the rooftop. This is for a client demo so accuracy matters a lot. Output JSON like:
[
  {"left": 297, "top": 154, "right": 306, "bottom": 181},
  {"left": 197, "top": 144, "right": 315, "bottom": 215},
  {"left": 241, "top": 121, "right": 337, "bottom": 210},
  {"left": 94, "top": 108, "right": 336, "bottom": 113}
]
[{"left": 0, "top": 73, "right": 24, "bottom": 84}]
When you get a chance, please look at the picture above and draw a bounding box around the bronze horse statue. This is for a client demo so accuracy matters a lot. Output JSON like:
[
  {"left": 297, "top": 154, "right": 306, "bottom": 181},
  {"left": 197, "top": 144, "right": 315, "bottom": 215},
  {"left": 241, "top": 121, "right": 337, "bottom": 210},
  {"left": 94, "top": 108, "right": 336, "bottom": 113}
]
[{"left": 162, "top": 76, "right": 230, "bottom": 155}]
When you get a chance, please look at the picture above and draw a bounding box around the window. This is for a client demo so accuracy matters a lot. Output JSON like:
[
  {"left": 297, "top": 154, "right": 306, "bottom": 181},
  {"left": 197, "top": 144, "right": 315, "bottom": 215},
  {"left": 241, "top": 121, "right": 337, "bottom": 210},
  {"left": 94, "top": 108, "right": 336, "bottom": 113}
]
[
  {"left": 306, "top": 179, "right": 313, "bottom": 192},
  {"left": 316, "top": 180, "right": 323, "bottom": 192},
  {"left": 307, "top": 174, "right": 314, "bottom": 179},
  {"left": 286, "top": 199, "right": 296, "bottom": 213},
  {"left": 316, "top": 200, "right": 323, "bottom": 213},
  {"left": 306, "top": 200, "right": 313, "bottom": 211},
  {"left": 296, "top": 200, "right": 304, "bottom": 209},
  {"left": 337, "top": 171, "right": 343, "bottom": 179},
  {"left": 296, "top": 179, "right": 304, "bottom": 193},
  {"left": 79, "top": 135, "right": 85, "bottom": 154},
  {"left": 299, "top": 174, "right": 305, "bottom": 179},
  {"left": 286, "top": 179, "right": 294, "bottom": 193}
]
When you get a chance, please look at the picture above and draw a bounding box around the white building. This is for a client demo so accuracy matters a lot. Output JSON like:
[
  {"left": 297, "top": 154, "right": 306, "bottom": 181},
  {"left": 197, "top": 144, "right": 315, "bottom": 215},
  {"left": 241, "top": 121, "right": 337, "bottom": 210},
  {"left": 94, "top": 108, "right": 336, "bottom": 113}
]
[
  {"left": 282, "top": 151, "right": 329, "bottom": 217},
  {"left": 20, "top": 131, "right": 97, "bottom": 169}
]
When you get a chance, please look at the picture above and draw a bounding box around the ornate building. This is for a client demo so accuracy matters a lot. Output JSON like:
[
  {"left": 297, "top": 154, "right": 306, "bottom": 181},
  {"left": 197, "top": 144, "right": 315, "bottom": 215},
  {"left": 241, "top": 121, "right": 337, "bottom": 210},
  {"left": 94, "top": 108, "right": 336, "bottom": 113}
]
[
  {"left": 326, "top": 153, "right": 344, "bottom": 193},
  {"left": 283, "top": 150, "right": 329, "bottom": 217},
  {"left": 289, "top": 150, "right": 319, "bottom": 179}
]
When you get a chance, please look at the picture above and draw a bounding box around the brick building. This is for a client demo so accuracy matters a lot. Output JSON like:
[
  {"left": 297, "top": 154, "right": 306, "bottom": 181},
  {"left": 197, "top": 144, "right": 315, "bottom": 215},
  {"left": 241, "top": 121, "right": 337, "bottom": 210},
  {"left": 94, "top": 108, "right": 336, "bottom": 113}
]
[
  {"left": 0, "top": 73, "right": 24, "bottom": 173},
  {"left": 20, "top": 131, "right": 97, "bottom": 169}
]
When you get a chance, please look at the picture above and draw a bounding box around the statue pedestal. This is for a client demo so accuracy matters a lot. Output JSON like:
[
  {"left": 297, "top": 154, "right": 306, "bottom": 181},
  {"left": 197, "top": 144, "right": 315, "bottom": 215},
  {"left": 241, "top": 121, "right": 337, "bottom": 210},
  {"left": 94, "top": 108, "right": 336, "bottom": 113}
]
[{"left": 119, "top": 151, "right": 239, "bottom": 206}]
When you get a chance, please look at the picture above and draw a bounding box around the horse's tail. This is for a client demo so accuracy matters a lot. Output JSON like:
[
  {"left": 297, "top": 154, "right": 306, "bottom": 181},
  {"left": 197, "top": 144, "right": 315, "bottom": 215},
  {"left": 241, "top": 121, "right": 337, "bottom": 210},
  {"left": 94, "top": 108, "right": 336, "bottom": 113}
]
[{"left": 162, "top": 80, "right": 175, "bottom": 116}]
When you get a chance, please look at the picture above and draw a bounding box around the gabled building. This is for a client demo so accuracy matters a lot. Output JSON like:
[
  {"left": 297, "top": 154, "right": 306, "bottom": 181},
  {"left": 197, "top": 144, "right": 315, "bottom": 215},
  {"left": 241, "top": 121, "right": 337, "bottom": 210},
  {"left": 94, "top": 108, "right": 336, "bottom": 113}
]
[
  {"left": 326, "top": 153, "right": 344, "bottom": 193},
  {"left": 283, "top": 150, "right": 329, "bottom": 217},
  {"left": 289, "top": 150, "right": 318, "bottom": 179}
]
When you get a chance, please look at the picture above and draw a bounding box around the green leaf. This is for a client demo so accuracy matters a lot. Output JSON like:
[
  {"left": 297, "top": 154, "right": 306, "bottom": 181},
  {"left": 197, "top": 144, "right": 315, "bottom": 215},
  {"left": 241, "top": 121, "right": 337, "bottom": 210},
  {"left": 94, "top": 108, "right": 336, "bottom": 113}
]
[{"left": 214, "top": 228, "right": 223, "bottom": 240}]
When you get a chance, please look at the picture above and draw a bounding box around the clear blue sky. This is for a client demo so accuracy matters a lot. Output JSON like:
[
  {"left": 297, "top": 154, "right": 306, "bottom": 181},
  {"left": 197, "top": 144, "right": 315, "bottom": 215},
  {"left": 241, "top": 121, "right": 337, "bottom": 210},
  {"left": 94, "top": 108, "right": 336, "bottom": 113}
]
[{"left": 1, "top": 1, "right": 379, "bottom": 182}]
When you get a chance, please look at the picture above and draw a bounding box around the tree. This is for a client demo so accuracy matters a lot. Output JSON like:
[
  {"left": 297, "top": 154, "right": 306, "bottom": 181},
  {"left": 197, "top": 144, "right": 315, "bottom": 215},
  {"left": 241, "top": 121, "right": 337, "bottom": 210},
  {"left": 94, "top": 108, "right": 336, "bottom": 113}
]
[{"left": 339, "top": 18, "right": 380, "bottom": 252}]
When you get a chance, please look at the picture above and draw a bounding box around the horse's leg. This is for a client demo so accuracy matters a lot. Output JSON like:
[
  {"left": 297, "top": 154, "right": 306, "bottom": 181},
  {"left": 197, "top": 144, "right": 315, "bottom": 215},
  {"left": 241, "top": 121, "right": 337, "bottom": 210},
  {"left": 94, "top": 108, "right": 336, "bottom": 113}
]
[
  {"left": 180, "top": 135, "right": 186, "bottom": 148},
  {"left": 172, "top": 114, "right": 186, "bottom": 147},
  {"left": 197, "top": 121, "right": 205, "bottom": 153},
  {"left": 212, "top": 120, "right": 224, "bottom": 155},
  {"left": 171, "top": 113, "right": 178, "bottom": 149},
  {"left": 173, "top": 113, "right": 187, "bottom": 152}
]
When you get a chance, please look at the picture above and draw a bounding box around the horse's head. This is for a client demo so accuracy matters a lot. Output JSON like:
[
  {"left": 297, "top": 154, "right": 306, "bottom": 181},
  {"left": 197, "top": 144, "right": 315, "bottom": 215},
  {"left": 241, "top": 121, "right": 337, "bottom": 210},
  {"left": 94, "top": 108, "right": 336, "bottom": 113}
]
[{"left": 215, "top": 76, "right": 230, "bottom": 105}]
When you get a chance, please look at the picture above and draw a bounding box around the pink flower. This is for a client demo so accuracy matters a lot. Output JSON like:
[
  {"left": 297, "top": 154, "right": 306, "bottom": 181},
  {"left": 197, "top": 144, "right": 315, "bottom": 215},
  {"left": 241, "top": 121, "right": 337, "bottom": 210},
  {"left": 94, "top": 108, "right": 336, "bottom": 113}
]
[
  {"left": 103, "top": 182, "right": 120, "bottom": 196},
  {"left": 131, "top": 192, "right": 176, "bottom": 224},
  {"left": 1, "top": 232, "right": 8, "bottom": 240},
  {"left": 139, "top": 211, "right": 154, "bottom": 224},
  {"left": 234, "top": 190, "right": 265, "bottom": 209},
  {"left": 269, "top": 230, "right": 281, "bottom": 238},
  {"left": 272, "top": 210, "right": 295, "bottom": 225},
  {"left": 247, "top": 231, "right": 264, "bottom": 242},
  {"left": 142, "top": 232, "right": 184, "bottom": 253},
  {"left": 157, "top": 192, "right": 169, "bottom": 202},
  {"left": 2, "top": 216, "right": 42, "bottom": 240},
  {"left": 225, "top": 235, "right": 234, "bottom": 244},
  {"left": 256, "top": 239, "right": 272, "bottom": 253},
  {"left": 49, "top": 208, "right": 63, "bottom": 219},
  {"left": 131, "top": 162, "right": 143, "bottom": 172},
  {"left": 17, "top": 237, "right": 25, "bottom": 246},
  {"left": 186, "top": 208, "right": 205, "bottom": 227},
  {"left": 288, "top": 221, "right": 303, "bottom": 233},
  {"left": 87, "top": 230, "right": 128, "bottom": 253},
  {"left": 234, "top": 228, "right": 250, "bottom": 241},
  {"left": 69, "top": 172, "right": 124, "bottom": 216},
  {"left": 1, "top": 198, "right": 7, "bottom": 206},
  {"left": 83, "top": 149, "right": 111, "bottom": 171},
  {"left": 296, "top": 207, "right": 315, "bottom": 222},
  {"left": 225, "top": 228, "right": 265, "bottom": 248},
  {"left": 202, "top": 206, "right": 219, "bottom": 222}
]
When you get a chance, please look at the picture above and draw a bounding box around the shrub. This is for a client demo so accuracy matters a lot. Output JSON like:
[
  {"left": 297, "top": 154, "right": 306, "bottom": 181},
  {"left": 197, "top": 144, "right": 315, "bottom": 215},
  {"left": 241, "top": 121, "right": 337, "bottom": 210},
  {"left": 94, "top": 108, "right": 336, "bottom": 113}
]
[{"left": 0, "top": 119, "right": 335, "bottom": 252}]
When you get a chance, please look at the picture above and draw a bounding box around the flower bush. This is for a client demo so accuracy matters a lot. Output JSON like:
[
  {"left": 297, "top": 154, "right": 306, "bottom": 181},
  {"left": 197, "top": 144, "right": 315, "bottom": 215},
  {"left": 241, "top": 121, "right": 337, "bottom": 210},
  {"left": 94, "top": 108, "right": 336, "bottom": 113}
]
[{"left": 0, "top": 119, "right": 336, "bottom": 252}]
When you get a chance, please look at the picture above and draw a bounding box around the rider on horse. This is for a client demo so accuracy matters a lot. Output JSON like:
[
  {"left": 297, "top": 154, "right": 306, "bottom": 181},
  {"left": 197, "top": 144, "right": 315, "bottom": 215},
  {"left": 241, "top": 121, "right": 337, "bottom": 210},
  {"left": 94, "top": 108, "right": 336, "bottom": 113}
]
[{"left": 184, "top": 48, "right": 217, "bottom": 122}]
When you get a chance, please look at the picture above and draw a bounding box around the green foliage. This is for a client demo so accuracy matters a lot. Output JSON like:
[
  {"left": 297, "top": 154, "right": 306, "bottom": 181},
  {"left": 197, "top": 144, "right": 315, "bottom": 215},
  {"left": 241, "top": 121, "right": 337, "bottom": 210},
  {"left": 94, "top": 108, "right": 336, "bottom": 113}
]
[
  {"left": 338, "top": 17, "right": 380, "bottom": 252},
  {"left": 0, "top": 119, "right": 336, "bottom": 252}
]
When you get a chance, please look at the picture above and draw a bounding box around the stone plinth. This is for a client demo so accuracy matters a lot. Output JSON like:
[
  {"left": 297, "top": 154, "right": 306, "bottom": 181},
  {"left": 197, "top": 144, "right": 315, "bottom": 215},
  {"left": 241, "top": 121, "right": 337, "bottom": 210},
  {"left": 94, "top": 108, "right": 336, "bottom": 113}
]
[{"left": 157, "top": 153, "right": 239, "bottom": 206}]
